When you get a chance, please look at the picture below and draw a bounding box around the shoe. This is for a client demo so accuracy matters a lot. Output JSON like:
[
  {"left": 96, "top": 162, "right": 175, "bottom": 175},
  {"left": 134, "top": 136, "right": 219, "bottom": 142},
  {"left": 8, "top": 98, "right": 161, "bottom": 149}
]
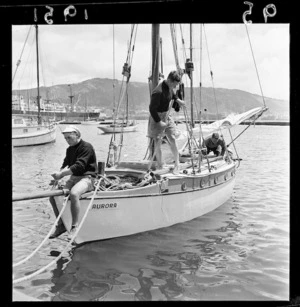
[
  {"left": 49, "top": 224, "right": 66, "bottom": 239},
  {"left": 67, "top": 225, "right": 78, "bottom": 241}
]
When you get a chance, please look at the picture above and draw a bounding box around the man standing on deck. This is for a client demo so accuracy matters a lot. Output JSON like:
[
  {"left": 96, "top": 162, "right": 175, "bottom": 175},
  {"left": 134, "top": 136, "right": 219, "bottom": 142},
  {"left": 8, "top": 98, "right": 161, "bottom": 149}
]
[
  {"left": 204, "top": 132, "right": 226, "bottom": 157},
  {"left": 49, "top": 125, "right": 97, "bottom": 239},
  {"left": 147, "top": 70, "right": 185, "bottom": 173}
]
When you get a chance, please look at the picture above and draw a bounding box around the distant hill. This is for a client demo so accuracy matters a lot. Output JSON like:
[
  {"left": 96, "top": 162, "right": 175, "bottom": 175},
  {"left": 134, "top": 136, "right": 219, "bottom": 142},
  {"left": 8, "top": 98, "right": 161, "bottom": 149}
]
[{"left": 12, "top": 77, "right": 289, "bottom": 120}]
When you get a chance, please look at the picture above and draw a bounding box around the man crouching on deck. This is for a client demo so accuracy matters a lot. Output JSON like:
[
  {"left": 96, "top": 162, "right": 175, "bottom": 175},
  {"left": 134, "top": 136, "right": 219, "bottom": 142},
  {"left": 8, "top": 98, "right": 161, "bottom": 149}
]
[{"left": 49, "top": 125, "right": 97, "bottom": 239}]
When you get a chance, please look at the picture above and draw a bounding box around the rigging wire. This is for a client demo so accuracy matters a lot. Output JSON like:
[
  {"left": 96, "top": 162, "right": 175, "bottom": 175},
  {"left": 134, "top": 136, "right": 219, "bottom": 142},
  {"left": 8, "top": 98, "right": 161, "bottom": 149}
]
[
  {"left": 202, "top": 24, "right": 221, "bottom": 123},
  {"left": 244, "top": 24, "right": 267, "bottom": 108},
  {"left": 228, "top": 128, "right": 241, "bottom": 168},
  {"left": 197, "top": 24, "right": 206, "bottom": 172},
  {"left": 113, "top": 24, "right": 116, "bottom": 114},
  {"left": 17, "top": 33, "right": 35, "bottom": 92},
  {"left": 107, "top": 24, "right": 138, "bottom": 166},
  {"left": 12, "top": 25, "right": 32, "bottom": 83},
  {"left": 201, "top": 25, "right": 234, "bottom": 161},
  {"left": 114, "top": 24, "right": 137, "bottom": 119}
]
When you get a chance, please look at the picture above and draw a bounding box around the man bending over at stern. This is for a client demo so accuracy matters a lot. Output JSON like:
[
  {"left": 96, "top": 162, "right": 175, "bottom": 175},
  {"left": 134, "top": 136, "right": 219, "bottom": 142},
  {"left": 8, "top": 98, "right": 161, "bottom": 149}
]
[
  {"left": 49, "top": 125, "right": 97, "bottom": 239},
  {"left": 204, "top": 132, "right": 226, "bottom": 157},
  {"left": 147, "top": 70, "right": 185, "bottom": 173}
]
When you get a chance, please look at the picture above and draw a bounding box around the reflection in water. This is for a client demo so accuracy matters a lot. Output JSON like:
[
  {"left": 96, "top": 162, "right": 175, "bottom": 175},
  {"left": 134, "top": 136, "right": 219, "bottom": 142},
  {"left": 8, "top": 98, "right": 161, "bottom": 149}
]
[{"left": 46, "top": 196, "right": 257, "bottom": 301}]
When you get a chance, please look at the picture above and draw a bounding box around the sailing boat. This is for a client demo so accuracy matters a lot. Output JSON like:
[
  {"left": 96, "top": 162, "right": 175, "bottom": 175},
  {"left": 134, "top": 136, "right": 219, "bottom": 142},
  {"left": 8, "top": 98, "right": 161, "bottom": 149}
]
[
  {"left": 98, "top": 27, "right": 137, "bottom": 134},
  {"left": 42, "top": 23, "right": 266, "bottom": 245},
  {"left": 12, "top": 25, "right": 57, "bottom": 147},
  {"left": 13, "top": 24, "right": 267, "bottom": 246}
]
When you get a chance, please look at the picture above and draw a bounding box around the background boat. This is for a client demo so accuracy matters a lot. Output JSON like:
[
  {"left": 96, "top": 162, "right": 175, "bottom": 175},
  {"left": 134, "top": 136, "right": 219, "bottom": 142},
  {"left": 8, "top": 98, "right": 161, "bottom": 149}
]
[
  {"left": 12, "top": 25, "right": 57, "bottom": 147},
  {"left": 12, "top": 116, "right": 56, "bottom": 147},
  {"left": 97, "top": 120, "right": 138, "bottom": 133}
]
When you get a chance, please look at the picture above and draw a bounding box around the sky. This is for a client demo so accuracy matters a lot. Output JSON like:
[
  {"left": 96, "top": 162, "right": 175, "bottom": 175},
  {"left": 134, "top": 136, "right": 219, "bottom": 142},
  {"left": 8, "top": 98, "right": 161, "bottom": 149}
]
[{"left": 12, "top": 23, "right": 289, "bottom": 100}]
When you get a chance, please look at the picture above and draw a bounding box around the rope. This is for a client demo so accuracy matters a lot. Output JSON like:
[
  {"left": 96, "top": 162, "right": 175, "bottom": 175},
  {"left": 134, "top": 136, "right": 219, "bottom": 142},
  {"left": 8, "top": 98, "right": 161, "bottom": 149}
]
[
  {"left": 179, "top": 24, "right": 188, "bottom": 60},
  {"left": 113, "top": 25, "right": 137, "bottom": 121},
  {"left": 13, "top": 194, "right": 70, "bottom": 268},
  {"left": 227, "top": 124, "right": 251, "bottom": 147},
  {"left": 112, "top": 24, "right": 116, "bottom": 113},
  {"left": 107, "top": 24, "right": 138, "bottom": 165},
  {"left": 203, "top": 25, "right": 221, "bottom": 124},
  {"left": 182, "top": 107, "right": 196, "bottom": 173},
  {"left": 228, "top": 128, "right": 241, "bottom": 168},
  {"left": 13, "top": 178, "right": 102, "bottom": 284},
  {"left": 244, "top": 24, "right": 266, "bottom": 108}
]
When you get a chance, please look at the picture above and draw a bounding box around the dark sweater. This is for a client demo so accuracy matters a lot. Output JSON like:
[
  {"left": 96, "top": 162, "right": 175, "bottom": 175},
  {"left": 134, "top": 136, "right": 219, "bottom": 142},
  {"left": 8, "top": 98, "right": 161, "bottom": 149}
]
[
  {"left": 149, "top": 80, "right": 180, "bottom": 123},
  {"left": 61, "top": 139, "right": 97, "bottom": 177},
  {"left": 204, "top": 137, "right": 226, "bottom": 156}
]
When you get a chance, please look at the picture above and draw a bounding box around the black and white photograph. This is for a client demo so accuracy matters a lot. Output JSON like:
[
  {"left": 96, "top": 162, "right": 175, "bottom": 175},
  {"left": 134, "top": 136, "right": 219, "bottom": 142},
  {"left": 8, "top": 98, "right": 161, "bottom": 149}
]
[{"left": 5, "top": 0, "right": 296, "bottom": 303}]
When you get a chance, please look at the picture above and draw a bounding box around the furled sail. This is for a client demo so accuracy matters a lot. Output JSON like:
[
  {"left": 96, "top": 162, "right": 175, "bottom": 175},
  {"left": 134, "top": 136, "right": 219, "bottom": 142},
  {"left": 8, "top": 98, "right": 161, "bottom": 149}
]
[{"left": 180, "top": 106, "right": 267, "bottom": 140}]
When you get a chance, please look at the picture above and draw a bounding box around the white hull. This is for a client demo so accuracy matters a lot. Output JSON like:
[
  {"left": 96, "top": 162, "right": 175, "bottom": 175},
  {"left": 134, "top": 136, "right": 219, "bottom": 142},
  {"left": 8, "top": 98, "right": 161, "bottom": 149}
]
[
  {"left": 98, "top": 125, "right": 137, "bottom": 133},
  {"left": 54, "top": 161, "right": 236, "bottom": 244},
  {"left": 12, "top": 125, "right": 57, "bottom": 147}
]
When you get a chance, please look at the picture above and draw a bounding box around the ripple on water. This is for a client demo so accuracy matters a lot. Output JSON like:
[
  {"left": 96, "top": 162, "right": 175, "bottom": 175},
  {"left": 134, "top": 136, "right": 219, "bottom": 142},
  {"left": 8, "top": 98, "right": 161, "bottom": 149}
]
[{"left": 13, "top": 124, "right": 289, "bottom": 301}]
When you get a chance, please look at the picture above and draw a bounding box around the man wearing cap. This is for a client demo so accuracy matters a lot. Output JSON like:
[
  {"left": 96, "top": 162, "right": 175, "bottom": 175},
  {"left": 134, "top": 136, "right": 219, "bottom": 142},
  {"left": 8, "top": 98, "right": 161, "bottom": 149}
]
[
  {"left": 49, "top": 125, "right": 97, "bottom": 239},
  {"left": 204, "top": 132, "right": 226, "bottom": 157},
  {"left": 147, "top": 70, "right": 185, "bottom": 173}
]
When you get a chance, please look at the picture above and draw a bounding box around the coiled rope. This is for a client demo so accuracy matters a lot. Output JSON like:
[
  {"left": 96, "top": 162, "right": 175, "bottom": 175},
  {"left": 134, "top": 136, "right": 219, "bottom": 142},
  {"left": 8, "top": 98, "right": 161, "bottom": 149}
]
[{"left": 13, "top": 177, "right": 102, "bottom": 284}]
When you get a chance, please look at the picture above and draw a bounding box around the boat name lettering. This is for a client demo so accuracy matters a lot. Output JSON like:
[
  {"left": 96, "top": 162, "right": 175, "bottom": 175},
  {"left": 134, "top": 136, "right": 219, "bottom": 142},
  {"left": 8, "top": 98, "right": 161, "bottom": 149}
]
[{"left": 92, "top": 203, "right": 118, "bottom": 209}]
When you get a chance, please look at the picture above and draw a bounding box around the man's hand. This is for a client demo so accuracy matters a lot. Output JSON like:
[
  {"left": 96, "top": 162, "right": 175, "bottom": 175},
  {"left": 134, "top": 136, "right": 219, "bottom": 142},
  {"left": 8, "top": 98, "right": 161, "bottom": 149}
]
[
  {"left": 158, "top": 121, "right": 167, "bottom": 128},
  {"left": 51, "top": 171, "right": 63, "bottom": 180},
  {"left": 176, "top": 98, "right": 186, "bottom": 108}
]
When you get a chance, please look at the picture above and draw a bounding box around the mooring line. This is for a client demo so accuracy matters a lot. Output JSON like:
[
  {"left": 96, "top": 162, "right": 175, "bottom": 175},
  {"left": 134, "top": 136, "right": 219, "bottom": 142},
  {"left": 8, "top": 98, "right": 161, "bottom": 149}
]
[
  {"left": 13, "top": 195, "right": 70, "bottom": 268},
  {"left": 13, "top": 178, "right": 102, "bottom": 285},
  {"left": 13, "top": 221, "right": 69, "bottom": 243}
]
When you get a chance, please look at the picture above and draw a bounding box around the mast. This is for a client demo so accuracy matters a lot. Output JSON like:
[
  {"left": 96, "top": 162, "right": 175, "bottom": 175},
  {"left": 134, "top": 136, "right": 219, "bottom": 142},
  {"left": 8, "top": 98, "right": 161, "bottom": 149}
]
[
  {"left": 112, "top": 24, "right": 116, "bottom": 120},
  {"left": 160, "top": 37, "right": 163, "bottom": 77},
  {"left": 84, "top": 95, "right": 87, "bottom": 120},
  {"left": 35, "top": 24, "right": 41, "bottom": 125},
  {"left": 190, "top": 23, "right": 194, "bottom": 128},
  {"left": 68, "top": 84, "right": 74, "bottom": 113},
  {"left": 151, "top": 24, "right": 160, "bottom": 91}
]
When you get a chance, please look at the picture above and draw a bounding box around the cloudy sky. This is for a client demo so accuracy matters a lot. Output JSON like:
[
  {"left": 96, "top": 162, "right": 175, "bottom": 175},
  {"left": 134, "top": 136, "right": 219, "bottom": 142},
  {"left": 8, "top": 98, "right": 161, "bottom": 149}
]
[{"left": 12, "top": 23, "right": 289, "bottom": 100}]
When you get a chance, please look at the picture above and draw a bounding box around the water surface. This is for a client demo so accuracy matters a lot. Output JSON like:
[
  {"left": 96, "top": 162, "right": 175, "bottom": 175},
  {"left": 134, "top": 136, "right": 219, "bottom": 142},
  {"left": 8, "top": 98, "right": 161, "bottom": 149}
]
[{"left": 12, "top": 121, "right": 289, "bottom": 301}]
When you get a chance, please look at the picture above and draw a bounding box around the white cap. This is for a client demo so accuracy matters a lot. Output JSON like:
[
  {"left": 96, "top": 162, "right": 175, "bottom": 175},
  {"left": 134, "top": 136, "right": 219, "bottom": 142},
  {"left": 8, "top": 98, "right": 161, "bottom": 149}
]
[{"left": 62, "top": 125, "right": 81, "bottom": 137}]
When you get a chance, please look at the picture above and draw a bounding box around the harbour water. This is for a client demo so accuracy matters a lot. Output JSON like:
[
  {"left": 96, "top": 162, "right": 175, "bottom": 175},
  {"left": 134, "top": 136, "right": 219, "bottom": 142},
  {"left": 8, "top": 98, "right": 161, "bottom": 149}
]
[{"left": 12, "top": 120, "right": 290, "bottom": 301}]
